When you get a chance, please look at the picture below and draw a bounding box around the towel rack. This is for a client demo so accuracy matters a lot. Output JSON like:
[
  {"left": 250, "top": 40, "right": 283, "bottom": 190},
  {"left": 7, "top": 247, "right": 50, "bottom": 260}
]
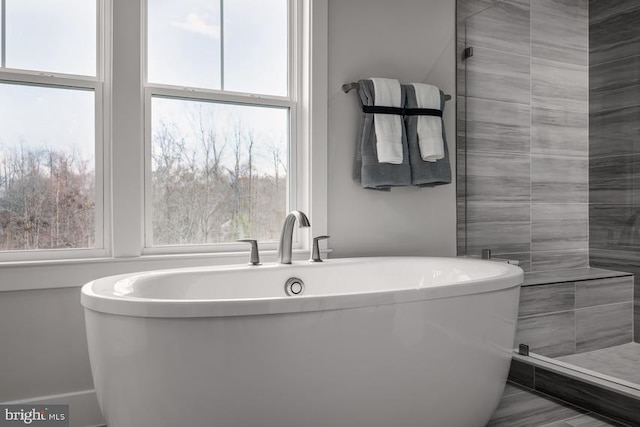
[{"left": 342, "top": 82, "right": 452, "bottom": 101}]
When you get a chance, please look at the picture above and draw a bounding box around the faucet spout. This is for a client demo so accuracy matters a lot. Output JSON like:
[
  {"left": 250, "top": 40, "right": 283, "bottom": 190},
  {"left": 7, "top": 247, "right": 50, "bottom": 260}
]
[{"left": 277, "top": 210, "right": 310, "bottom": 264}]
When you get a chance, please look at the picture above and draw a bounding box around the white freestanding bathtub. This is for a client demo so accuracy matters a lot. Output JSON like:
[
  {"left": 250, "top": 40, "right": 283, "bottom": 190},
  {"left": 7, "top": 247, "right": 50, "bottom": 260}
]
[{"left": 81, "top": 257, "right": 523, "bottom": 427}]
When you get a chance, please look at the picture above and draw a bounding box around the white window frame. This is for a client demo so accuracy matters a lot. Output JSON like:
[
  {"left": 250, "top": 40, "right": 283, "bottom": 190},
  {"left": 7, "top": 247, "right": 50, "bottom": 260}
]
[
  {"left": 0, "top": 0, "right": 327, "bottom": 268},
  {"left": 111, "top": 0, "right": 327, "bottom": 260},
  {"left": 140, "top": 0, "right": 325, "bottom": 256},
  {"left": 142, "top": 0, "right": 296, "bottom": 255},
  {"left": 0, "top": 0, "right": 110, "bottom": 262}
]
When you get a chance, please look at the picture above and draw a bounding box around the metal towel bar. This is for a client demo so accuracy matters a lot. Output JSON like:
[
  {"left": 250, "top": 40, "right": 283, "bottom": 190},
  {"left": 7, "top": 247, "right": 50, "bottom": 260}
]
[{"left": 342, "top": 81, "right": 452, "bottom": 101}]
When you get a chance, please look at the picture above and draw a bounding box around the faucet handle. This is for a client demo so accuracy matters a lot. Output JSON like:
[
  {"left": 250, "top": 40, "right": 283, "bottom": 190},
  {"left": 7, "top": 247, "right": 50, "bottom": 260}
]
[
  {"left": 238, "top": 239, "right": 260, "bottom": 265},
  {"left": 310, "top": 235, "right": 330, "bottom": 263}
]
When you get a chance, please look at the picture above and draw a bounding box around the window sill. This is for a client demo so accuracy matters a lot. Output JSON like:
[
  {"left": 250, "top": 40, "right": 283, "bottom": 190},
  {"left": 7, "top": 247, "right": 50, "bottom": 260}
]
[{"left": 0, "top": 249, "right": 332, "bottom": 293}]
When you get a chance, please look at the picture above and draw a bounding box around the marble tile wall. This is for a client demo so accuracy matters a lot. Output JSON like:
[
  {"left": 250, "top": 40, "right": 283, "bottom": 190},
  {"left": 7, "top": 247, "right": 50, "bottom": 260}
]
[
  {"left": 591, "top": 250, "right": 640, "bottom": 342},
  {"left": 514, "top": 275, "right": 634, "bottom": 357},
  {"left": 457, "top": 0, "right": 589, "bottom": 272},
  {"left": 589, "top": 0, "right": 640, "bottom": 256},
  {"left": 588, "top": 0, "right": 640, "bottom": 341}
]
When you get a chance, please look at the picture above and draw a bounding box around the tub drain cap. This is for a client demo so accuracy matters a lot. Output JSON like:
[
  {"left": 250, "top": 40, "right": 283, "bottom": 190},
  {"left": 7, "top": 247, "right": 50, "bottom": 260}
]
[{"left": 285, "top": 277, "right": 305, "bottom": 296}]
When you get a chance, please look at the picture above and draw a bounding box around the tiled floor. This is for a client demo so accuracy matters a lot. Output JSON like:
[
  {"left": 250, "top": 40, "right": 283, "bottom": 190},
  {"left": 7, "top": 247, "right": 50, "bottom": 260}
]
[
  {"left": 557, "top": 343, "right": 640, "bottom": 385},
  {"left": 488, "top": 382, "right": 625, "bottom": 426}
]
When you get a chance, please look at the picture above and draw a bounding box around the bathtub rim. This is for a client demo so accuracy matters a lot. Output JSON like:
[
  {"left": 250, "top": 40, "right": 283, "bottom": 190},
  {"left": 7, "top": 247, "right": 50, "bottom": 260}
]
[{"left": 81, "top": 256, "right": 523, "bottom": 318}]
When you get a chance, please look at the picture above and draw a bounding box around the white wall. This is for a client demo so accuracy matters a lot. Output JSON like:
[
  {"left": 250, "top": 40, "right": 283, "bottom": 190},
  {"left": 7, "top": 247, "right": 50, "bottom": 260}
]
[
  {"left": 326, "top": 0, "right": 457, "bottom": 257},
  {"left": 0, "top": 287, "right": 93, "bottom": 401},
  {"left": 0, "top": 0, "right": 456, "bottom": 422}
]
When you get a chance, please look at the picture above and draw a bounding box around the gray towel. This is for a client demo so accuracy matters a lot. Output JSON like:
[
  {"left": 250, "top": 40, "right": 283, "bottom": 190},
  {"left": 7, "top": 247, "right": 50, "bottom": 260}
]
[
  {"left": 353, "top": 79, "right": 411, "bottom": 191},
  {"left": 404, "top": 84, "right": 452, "bottom": 187}
]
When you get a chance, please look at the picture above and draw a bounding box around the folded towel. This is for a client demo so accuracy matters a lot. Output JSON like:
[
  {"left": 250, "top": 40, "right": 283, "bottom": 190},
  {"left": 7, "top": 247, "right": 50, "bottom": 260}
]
[
  {"left": 370, "top": 78, "right": 403, "bottom": 164},
  {"left": 404, "top": 84, "right": 452, "bottom": 187},
  {"left": 411, "top": 83, "right": 444, "bottom": 162},
  {"left": 354, "top": 79, "right": 411, "bottom": 190}
]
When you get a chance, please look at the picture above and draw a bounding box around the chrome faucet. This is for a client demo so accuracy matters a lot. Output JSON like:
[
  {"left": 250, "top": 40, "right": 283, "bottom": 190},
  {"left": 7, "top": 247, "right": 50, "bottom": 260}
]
[{"left": 277, "top": 210, "right": 310, "bottom": 264}]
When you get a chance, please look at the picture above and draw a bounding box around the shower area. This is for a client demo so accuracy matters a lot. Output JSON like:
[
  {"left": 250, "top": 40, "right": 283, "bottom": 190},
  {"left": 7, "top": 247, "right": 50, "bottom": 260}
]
[{"left": 457, "top": 0, "right": 640, "bottom": 412}]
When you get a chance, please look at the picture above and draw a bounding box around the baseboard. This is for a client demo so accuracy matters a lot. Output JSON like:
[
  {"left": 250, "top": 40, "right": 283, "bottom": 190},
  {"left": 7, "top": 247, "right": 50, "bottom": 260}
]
[{"left": 3, "top": 389, "right": 105, "bottom": 427}]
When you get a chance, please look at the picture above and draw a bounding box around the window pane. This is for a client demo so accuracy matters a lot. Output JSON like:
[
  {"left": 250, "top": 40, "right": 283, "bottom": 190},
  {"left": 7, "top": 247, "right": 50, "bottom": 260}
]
[
  {"left": 151, "top": 97, "right": 288, "bottom": 245},
  {"left": 148, "top": 0, "right": 221, "bottom": 89},
  {"left": 0, "top": 83, "right": 96, "bottom": 251},
  {"left": 224, "top": 0, "right": 288, "bottom": 96},
  {"left": 5, "top": 0, "right": 97, "bottom": 76}
]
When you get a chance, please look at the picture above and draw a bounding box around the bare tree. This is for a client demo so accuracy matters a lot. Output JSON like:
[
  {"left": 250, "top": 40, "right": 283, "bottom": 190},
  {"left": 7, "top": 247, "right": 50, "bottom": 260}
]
[
  {"left": 0, "top": 144, "right": 95, "bottom": 251},
  {"left": 150, "top": 109, "right": 287, "bottom": 246}
]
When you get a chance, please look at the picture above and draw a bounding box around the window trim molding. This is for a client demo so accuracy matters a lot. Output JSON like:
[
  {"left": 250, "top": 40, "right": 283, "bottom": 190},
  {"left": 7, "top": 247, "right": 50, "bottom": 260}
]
[
  {"left": 141, "top": 84, "right": 299, "bottom": 253},
  {"left": 110, "top": 0, "right": 144, "bottom": 258},
  {"left": 0, "top": 0, "right": 328, "bottom": 269},
  {"left": 0, "top": 0, "right": 110, "bottom": 262},
  {"left": 305, "top": 0, "right": 328, "bottom": 250},
  {"left": 140, "top": 0, "right": 328, "bottom": 255}
]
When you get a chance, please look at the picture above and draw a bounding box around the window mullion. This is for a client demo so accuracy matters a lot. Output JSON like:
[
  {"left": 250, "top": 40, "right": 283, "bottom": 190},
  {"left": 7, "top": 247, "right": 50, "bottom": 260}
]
[
  {"left": 96, "top": 0, "right": 103, "bottom": 81},
  {"left": 1, "top": 0, "right": 5, "bottom": 68},
  {"left": 219, "top": 0, "right": 224, "bottom": 90},
  {"left": 143, "top": 88, "right": 153, "bottom": 248},
  {"left": 307, "top": 0, "right": 329, "bottom": 246},
  {"left": 94, "top": 83, "right": 106, "bottom": 249},
  {"left": 111, "top": 0, "right": 144, "bottom": 257},
  {"left": 143, "top": 0, "right": 304, "bottom": 252}
]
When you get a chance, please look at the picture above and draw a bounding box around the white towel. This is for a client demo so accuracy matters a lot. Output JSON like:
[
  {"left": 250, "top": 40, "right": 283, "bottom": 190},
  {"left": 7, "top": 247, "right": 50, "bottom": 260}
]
[
  {"left": 370, "top": 78, "right": 403, "bottom": 164},
  {"left": 412, "top": 83, "right": 444, "bottom": 162}
]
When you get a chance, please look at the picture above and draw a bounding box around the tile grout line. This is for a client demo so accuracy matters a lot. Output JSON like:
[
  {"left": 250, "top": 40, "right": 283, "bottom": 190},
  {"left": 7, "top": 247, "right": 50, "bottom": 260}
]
[
  {"left": 461, "top": 94, "right": 531, "bottom": 108},
  {"left": 519, "top": 300, "right": 634, "bottom": 320},
  {"left": 528, "top": 0, "right": 533, "bottom": 273},
  {"left": 632, "top": 275, "right": 635, "bottom": 343},
  {"left": 536, "top": 413, "right": 591, "bottom": 427},
  {"left": 465, "top": 43, "right": 532, "bottom": 61},
  {"left": 525, "top": 274, "right": 633, "bottom": 287},
  {"left": 590, "top": 152, "right": 640, "bottom": 161},
  {"left": 574, "top": 300, "right": 634, "bottom": 313},
  {"left": 574, "top": 281, "right": 577, "bottom": 355},
  {"left": 529, "top": 3, "right": 589, "bottom": 28},
  {"left": 529, "top": 153, "right": 590, "bottom": 160},
  {"left": 591, "top": 51, "right": 640, "bottom": 69}
]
